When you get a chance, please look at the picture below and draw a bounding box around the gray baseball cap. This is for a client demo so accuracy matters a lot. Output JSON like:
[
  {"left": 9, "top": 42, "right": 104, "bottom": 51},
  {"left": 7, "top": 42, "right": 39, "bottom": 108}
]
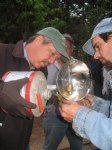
[
  {"left": 83, "top": 17, "right": 112, "bottom": 56},
  {"left": 63, "top": 33, "right": 74, "bottom": 44},
  {"left": 37, "top": 27, "right": 69, "bottom": 59}
]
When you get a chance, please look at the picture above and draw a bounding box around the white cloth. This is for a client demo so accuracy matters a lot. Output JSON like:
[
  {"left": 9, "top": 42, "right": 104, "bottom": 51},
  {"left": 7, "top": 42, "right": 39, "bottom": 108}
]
[{"left": 47, "top": 61, "right": 61, "bottom": 85}]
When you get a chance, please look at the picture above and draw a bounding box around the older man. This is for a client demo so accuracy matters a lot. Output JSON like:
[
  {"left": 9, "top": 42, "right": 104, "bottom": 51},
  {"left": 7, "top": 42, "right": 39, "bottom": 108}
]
[
  {"left": 59, "top": 18, "right": 112, "bottom": 150},
  {"left": 0, "top": 27, "right": 69, "bottom": 150}
]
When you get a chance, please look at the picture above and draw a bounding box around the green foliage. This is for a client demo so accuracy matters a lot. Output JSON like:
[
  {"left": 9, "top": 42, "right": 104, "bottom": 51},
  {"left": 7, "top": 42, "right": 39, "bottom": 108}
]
[
  {"left": 0, "top": 0, "right": 68, "bottom": 42},
  {"left": 0, "top": 0, "right": 112, "bottom": 64}
]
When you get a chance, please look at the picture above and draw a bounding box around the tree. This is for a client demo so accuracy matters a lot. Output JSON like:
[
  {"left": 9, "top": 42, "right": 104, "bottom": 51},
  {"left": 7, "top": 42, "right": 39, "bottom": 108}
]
[{"left": 0, "top": 0, "right": 112, "bottom": 58}]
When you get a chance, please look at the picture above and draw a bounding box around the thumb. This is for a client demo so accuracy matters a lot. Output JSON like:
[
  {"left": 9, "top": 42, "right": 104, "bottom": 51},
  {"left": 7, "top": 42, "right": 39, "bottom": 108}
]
[
  {"left": 24, "top": 101, "right": 37, "bottom": 109},
  {"left": 19, "top": 96, "right": 37, "bottom": 109},
  {"left": 17, "top": 78, "right": 28, "bottom": 90}
]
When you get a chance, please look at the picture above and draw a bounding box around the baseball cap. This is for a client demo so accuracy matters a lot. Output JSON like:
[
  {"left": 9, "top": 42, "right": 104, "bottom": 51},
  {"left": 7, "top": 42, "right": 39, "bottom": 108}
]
[
  {"left": 37, "top": 27, "right": 69, "bottom": 59},
  {"left": 63, "top": 33, "right": 74, "bottom": 44},
  {"left": 83, "top": 17, "right": 112, "bottom": 56}
]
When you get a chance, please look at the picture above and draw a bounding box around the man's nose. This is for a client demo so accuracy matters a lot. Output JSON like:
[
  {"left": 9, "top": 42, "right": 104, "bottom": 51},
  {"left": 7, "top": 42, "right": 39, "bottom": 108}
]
[
  {"left": 49, "top": 57, "right": 56, "bottom": 64},
  {"left": 49, "top": 55, "right": 60, "bottom": 64},
  {"left": 94, "top": 51, "right": 100, "bottom": 60}
]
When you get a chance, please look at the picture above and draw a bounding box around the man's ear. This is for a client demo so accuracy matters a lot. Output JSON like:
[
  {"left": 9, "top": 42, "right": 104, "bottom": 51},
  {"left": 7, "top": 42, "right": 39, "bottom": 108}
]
[
  {"left": 34, "top": 35, "right": 44, "bottom": 44},
  {"left": 108, "top": 34, "right": 112, "bottom": 40},
  {"left": 107, "top": 40, "right": 112, "bottom": 45}
]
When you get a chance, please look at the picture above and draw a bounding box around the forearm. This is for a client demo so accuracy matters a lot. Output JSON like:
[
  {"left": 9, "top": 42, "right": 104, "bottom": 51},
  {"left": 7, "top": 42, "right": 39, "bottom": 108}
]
[{"left": 72, "top": 107, "right": 112, "bottom": 150}]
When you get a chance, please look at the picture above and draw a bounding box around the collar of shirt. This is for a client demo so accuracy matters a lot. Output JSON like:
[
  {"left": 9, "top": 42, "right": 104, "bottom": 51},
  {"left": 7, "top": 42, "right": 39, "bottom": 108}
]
[{"left": 23, "top": 42, "right": 35, "bottom": 70}]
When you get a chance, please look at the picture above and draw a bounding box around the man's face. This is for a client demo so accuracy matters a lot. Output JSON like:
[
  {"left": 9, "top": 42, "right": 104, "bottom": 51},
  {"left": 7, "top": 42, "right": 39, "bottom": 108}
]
[
  {"left": 92, "top": 35, "right": 112, "bottom": 65},
  {"left": 26, "top": 36, "right": 60, "bottom": 69},
  {"left": 65, "top": 39, "right": 73, "bottom": 56}
]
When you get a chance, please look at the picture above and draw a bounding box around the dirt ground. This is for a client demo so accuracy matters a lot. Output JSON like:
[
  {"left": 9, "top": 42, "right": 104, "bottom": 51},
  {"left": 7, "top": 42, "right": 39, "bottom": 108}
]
[{"left": 29, "top": 117, "right": 98, "bottom": 150}]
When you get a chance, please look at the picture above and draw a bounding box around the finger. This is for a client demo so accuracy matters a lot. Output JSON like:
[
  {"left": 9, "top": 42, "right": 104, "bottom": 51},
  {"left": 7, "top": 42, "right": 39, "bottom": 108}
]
[
  {"left": 59, "top": 108, "right": 71, "bottom": 123},
  {"left": 17, "top": 78, "right": 28, "bottom": 89},
  {"left": 59, "top": 103, "right": 68, "bottom": 110},
  {"left": 59, "top": 107, "right": 65, "bottom": 116},
  {"left": 59, "top": 103, "right": 68, "bottom": 113},
  {"left": 58, "top": 102, "right": 67, "bottom": 109},
  {"left": 24, "top": 101, "right": 37, "bottom": 109},
  {"left": 58, "top": 101, "right": 63, "bottom": 107},
  {"left": 85, "top": 94, "right": 95, "bottom": 103},
  {"left": 61, "top": 100, "right": 70, "bottom": 104},
  {"left": 67, "top": 120, "right": 72, "bottom": 123},
  {"left": 86, "top": 94, "right": 93, "bottom": 99},
  {"left": 16, "top": 95, "right": 37, "bottom": 109}
]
